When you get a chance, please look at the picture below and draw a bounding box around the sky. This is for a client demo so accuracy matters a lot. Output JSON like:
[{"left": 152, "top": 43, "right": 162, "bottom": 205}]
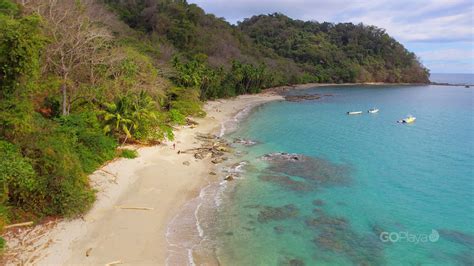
[{"left": 188, "top": 0, "right": 474, "bottom": 74}]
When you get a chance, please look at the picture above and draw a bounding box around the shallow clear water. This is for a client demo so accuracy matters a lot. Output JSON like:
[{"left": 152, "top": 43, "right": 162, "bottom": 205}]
[{"left": 209, "top": 85, "right": 474, "bottom": 265}]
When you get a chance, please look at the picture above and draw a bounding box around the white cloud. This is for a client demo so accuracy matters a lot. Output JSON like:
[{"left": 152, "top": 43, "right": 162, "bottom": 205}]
[
  {"left": 418, "top": 48, "right": 474, "bottom": 61},
  {"left": 345, "top": 4, "right": 473, "bottom": 42},
  {"left": 190, "top": 0, "right": 473, "bottom": 42}
]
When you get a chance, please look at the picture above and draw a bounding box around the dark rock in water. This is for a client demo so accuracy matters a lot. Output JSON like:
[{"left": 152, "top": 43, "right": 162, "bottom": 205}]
[
  {"left": 312, "top": 199, "right": 325, "bottom": 206},
  {"left": 285, "top": 258, "right": 305, "bottom": 266},
  {"left": 242, "top": 226, "right": 255, "bottom": 231},
  {"left": 224, "top": 231, "right": 234, "bottom": 236},
  {"left": 243, "top": 204, "right": 261, "bottom": 209},
  {"left": 306, "top": 216, "right": 348, "bottom": 230},
  {"left": 308, "top": 210, "right": 385, "bottom": 265},
  {"left": 182, "top": 161, "right": 190, "bottom": 166},
  {"left": 274, "top": 225, "right": 285, "bottom": 234},
  {"left": 261, "top": 153, "right": 351, "bottom": 188},
  {"left": 257, "top": 204, "right": 299, "bottom": 223},
  {"left": 260, "top": 175, "right": 312, "bottom": 192},
  {"left": 452, "top": 249, "right": 474, "bottom": 266},
  {"left": 233, "top": 138, "right": 259, "bottom": 146},
  {"left": 209, "top": 171, "right": 217, "bottom": 175},
  {"left": 285, "top": 94, "right": 322, "bottom": 102},
  {"left": 438, "top": 229, "right": 474, "bottom": 247},
  {"left": 312, "top": 208, "right": 323, "bottom": 214},
  {"left": 261, "top": 152, "right": 304, "bottom": 162},
  {"left": 370, "top": 223, "right": 385, "bottom": 238},
  {"left": 370, "top": 223, "right": 392, "bottom": 246}
]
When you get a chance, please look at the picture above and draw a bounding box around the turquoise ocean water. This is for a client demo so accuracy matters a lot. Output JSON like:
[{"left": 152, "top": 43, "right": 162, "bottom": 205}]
[{"left": 197, "top": 84, "right": 474, "bottom": 265}]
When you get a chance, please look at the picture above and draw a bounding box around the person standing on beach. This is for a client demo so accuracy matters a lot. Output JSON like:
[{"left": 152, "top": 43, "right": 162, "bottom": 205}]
[{"left": 173, "top": 143, "right": 176, "bottom": 150}]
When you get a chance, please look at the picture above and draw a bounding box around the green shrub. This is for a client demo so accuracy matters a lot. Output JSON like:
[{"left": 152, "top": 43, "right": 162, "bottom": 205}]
[
  {"left": 119, "top": 149, "right": 138, "bottom": 159},
  {"left": 57, "top": 112, "right": 117, "bottom": 173},
  {"left": 0, "top": 236, "right": 5, "bottom": 250},
  {"left": 169, "top": 109, "right": 186, "bottom": 125},
  {"left": 0, "top": 140, "right": 39, "bottom": 211},
  {"left": 19, "top": 117, "right": 96, "bottom": 217},
  {"left": 167, "top": 87, "right": 205, "bottom": 117}
]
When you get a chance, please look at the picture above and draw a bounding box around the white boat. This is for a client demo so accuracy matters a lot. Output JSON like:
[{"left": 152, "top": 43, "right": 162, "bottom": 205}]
[
  {"left": 347, "top": 111, "right": 363, "bottom": 115},
  {"left": 368, "top": 108, "right": 379, "bottom": 113},
  {"left": 397, "top": 115, "right": 416, "bottom": 123}
]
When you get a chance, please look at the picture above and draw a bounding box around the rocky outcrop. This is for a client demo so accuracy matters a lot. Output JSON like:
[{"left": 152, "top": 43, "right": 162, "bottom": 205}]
[
  {"left": 285, "top": 94, "right": 322, "bottom": 102},
  {"left": 181, "top": 133, "right": 232, "bottom": 164}
]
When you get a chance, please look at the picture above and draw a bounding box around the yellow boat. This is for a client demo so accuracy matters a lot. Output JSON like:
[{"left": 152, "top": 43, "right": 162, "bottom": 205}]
[{"left": 398, "top": 115, "right": 416, "bottom": 123}]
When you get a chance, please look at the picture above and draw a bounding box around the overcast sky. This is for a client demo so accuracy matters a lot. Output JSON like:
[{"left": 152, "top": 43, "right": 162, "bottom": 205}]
[{"left": 188, "top": 0, "right": 474, "bottom": 73}]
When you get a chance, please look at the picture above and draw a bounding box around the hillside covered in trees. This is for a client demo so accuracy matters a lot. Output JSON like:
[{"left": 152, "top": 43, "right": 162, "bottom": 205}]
[
  {"left": 0, "top": 0, "right": 429, "bottom": 248},
  {"left": 239, "top": 13, "right": 430, "bottom": 83}
]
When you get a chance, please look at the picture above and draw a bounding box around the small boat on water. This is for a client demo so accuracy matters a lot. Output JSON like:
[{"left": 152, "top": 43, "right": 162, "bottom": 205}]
[
  {"left": 347, "top": 111, "right": 363, "bottom": 115},
  {"left": 398, "top": 115, "right": 416, "bottom": 124},
  {"left": 368, "top": 108, "right": 379, "bottom": 114}
]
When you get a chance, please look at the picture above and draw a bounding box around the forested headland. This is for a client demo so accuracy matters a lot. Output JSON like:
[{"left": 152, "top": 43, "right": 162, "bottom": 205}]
[{"left": 0, "top": 0, "right": 429, "bottom": 248}]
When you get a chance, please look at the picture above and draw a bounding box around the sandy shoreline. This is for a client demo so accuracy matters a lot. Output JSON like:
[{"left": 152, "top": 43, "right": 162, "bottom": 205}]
[{"left": 2, "top": 91, "right": 283, "bottom": 265}]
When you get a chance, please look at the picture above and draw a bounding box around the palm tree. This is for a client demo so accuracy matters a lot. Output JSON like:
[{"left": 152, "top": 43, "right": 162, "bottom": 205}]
[{"left": 100, "top": 92, "right": 158, "bottom": 145}]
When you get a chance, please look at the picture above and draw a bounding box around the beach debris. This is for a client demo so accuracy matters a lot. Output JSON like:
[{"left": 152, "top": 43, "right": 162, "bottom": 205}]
[
  {"left": 183, "top": 133, "right": 232, "bottom": 165},
  {"left": 257, "top": 204, "right": 299, "bottom": 223},
  {"left": 98, "top": 169, "right": 118, "bottom": 183},
  {"left": 215, "top": 145, "right": 231, "bottom": 152},
  {"left": 195, "top": 132, "right": 216, "bottom": 140},
  {"left": 2, "top": 219, "right": 58, "bottom": 265},
  {"left": 105, "top": 260, "right": 123, "bottom": 266},
  {"left": 115, "top": 206, "right": 154, "bottom": 211},
  {"left": 224, "top": 174, "right": 235, "bottom": 181},
  {"left": 211, "top": 157, "right": 227, "bottom": 164},
  {"left": 209, "top": 171, "right": 217, "bottom": 175},
  {"left": 85, "top": 247, "right": 92, "bottom": 257},
  {"left": 4, "top": 221, "right": 34, "bottom": 229},
  {"left": 285, "top": 94, "right": 322, "bottom": 102},
  {"left": 186, "top": 118, "right": 199, "bottom": 125},
  {"left": 182, "top": 161, "right": 190, "bottom": 166}
]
